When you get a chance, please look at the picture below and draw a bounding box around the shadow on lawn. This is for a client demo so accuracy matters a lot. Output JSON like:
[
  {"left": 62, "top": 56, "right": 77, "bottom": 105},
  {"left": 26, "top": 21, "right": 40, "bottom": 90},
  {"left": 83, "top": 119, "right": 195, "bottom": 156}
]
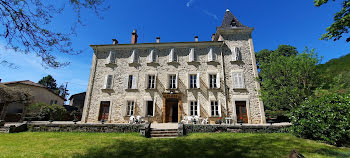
[{"left": 72, "top": 134, "right": 346, "bottom": 158}]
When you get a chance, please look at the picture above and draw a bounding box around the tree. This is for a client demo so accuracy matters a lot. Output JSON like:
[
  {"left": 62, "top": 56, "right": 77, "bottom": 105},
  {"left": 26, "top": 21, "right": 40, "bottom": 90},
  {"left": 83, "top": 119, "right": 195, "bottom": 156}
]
[
  {"left": 256, "top": 45, "right": 298, "bottom": 69},
  {"left": 38, "top": 75, "right": 57, "bottom": 90},
  {"left": 0, "top": 0, "right": 107, "bottom": 68},
  {"left": 314, "top": 0, "right": 350, "bottom": 42},
  {"left": 258, "top": 47, "right": 321, "bottom": 119}
]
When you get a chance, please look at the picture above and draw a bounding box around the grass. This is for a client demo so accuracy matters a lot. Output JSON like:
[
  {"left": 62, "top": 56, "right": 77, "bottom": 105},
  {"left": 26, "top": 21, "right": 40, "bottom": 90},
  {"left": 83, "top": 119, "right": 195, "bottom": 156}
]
[{"left": 0, "top": 132, "right": 349, "bottom": 158}]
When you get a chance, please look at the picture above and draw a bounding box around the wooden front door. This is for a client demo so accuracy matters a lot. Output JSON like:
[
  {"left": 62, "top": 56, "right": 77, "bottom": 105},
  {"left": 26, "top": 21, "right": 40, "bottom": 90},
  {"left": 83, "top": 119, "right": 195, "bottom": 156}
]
[
  {"left": 165, "top": 99, "right": 178, "bottom": 123},
  {"left": 98, "top": 101, "right": 110, "bottom": 121},
  {"left": 236, "top": 101, "right": 248, "bottom": 123}
]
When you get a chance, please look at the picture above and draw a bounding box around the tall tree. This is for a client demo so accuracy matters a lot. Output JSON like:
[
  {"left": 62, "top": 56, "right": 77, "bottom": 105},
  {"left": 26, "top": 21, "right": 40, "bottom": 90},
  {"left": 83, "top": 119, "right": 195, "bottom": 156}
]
[
  {"left": 258, "top": 47, "right": 321, "bottom": 119},
  {"left": 38, "top": 75, "right": 57, "bottom": 91},
  {"left": 314, "top": 0, "right": 350, "bottom": 42},
  {"left": 0, "top": 0, "right": 107, "bottom": 68}
]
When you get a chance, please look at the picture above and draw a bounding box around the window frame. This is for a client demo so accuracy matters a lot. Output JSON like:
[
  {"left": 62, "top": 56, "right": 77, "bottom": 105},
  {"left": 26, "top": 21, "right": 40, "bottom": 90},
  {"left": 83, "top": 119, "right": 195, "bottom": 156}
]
[
  {"left": 189, "top": 100, "right": 200, "bottom": 116},
  {"left": 210, "top": 100, "right": 221, "bottom": 117},
  {"left": 126, "top": 100, "right": 135, "bottom": 116}
]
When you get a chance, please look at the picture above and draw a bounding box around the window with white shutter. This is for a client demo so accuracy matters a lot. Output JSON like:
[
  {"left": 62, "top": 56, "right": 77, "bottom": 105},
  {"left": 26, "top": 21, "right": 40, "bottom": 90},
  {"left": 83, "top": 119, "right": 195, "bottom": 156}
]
[
  {"left": 107, "top": 51, "right": 116, "bottom": 64},
  {"left": 231, "top": 47, "right": 241, "bottom": 61},
  {"left": 188, "top": 48, "right": 198, "bottom": 62},
  {"left": 210, "top": 100, "right": 221, "bottom": 117},
  {"left": 103, "top": 75, "right": 113, "bottom": 89},
  {"left": 190, "top": 101, "right": 199, "bottom": 116},
  {"left": 130, "top": 49, "right": 138, "bottom": 63},
  {"left": 169, "top": 74, "right": 177, "bottom": 89},
  {"left": 232, "top": 72, "right": 245, "bottom": 89},
  {"left": 127, "top": 101, "right": 135, "bottom": 116},
  {"left": 148, "top": 49, "right": 157, "bottom": 63},
  {"left": 168, "top": 48, "right": 177, "bottom": 62},
  {"left": 208, "top": 73, "right": 219, "bottom": 89},
  {"left": 147, "top": 74, "right": 156, "bottom": 89},
  {"left": 208, "top": 48, "right": 216, "bottom": 62}
]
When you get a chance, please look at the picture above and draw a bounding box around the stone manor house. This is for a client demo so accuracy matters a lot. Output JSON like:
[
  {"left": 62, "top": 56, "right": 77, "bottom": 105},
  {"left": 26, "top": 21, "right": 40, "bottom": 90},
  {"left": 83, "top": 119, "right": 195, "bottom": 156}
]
[{"left": 82, "top": 10, "right": 266, "bottom": 124}]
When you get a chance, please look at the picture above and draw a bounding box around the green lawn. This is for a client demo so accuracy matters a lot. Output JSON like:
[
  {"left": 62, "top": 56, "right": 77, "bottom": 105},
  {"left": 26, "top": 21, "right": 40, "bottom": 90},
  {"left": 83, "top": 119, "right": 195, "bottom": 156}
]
[{"left": 0, "top": 132, "right": 349, "bottom": 158}]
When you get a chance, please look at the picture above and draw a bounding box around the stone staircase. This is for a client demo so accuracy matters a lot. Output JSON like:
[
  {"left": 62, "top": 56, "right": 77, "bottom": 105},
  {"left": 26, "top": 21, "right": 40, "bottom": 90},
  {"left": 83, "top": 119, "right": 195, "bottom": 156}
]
[
  {"left": 150, "top": 128, "right": 178, "bottom": 138},
  {"left": 149, "top": 123, "right": 179, "bottom": 138},
  {"left": 0, "top": 127, "right": 10, "bottom": 133}
]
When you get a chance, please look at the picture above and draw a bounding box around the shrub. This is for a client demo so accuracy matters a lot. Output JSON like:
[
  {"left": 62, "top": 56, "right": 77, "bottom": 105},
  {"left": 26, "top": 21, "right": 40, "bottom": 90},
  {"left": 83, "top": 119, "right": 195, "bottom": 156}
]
[
  {"left": 26, "top": 103, "right": 70, "bottom": 121},
  {"left": 290, "top": 93, "right": 350, "bottom": 146}
]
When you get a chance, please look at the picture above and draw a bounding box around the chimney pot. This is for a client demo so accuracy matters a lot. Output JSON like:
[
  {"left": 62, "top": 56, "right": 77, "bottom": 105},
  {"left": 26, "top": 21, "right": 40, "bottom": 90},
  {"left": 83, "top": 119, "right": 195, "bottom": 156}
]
[
  {"left": 112, "top": 39, "right": 118, "bottom": 45},
  {"left": 194, "top": 36, "right": 198, "bottom": 42},
  {"left": 131, "top": 29, "right": 138, "bottom": 44},
  {"left": 156, "top": 37, "right": 160, "bottom": 43}
]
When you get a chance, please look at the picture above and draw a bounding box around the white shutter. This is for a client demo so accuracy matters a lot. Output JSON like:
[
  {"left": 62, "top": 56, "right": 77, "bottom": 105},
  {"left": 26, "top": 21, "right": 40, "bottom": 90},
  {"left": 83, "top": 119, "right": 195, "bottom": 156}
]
[
  {"left": 132, "top": 74, "right": 138, "bottom": 89},
  {"left": 153, "top": 98, "right": 156, "bottom": 116},
  {"left": 130, "top": 50, "right": 135, "bottom": 63},
  {"left": 216, "top": 72, "right": 220, "bottom": 89},
  {"left": 148, "top": 50, "right": 153, "bottom": 63},
  {"left": 207, "top": 73, "right": 210, "bottom": 88},
  {"left": 189, "top": 48, "right": 194, "bottom": 62},
  {"left": 103, "top": 75, "right": 108, "bottom": 89},
  {"left": 239, "top": 72, "right": 245, "bottom": 88},
  {"left": 124, "top": 75, "right": 129, "bottom": 89},
  {"left": 208, "top": 48, "right": 213, "bottom": 62},
  {"left": 197, "top": 99, "right": 200, "bottom": 117},
  {"left": 196, "top": 73, "right": 200, "bottom": 88},
  {"left": 218, "top": 100, "right": 222, "bottom": 117},
  {"left": 232, "top": 73, "right": 239, "bottom": 89},
  {"left": 154, "top": 74, "right": 157, "bottom": 89},
  {"left": 107, "top": 51, "right": 116, "bottom": 64},
  {"left": 175, "top": 73, "right": 178, "bottom": 89},
  {"left": 106, "top": 75, "right": 113, "bottom": 89},
  {"left": 169, "top": 48, "right": 174, "bottom": 62},
  {"left": 232, "top": 47, "right": 237, "bottom": 61}
]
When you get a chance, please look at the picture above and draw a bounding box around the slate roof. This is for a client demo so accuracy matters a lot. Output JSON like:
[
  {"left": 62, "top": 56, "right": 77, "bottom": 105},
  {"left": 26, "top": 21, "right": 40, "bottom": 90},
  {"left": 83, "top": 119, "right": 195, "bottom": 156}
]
[{"left": 220, "top": 9, "right": 248, "bottom": 28}]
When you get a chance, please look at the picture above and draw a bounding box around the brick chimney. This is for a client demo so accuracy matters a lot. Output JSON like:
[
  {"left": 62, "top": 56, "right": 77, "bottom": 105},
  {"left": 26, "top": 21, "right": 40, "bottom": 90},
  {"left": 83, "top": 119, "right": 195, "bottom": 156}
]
[
  {"left": 156, "top": 37, "right": 160, "bottom": 43},
  {"left": 112, "top": 39, "right": 118, "bottom": 45},
  {"left": 194, "top": 36, "right": 198, "bottom": 42},
  {"left": 131, "top": 30, "right": 138, "bottom": 44}
]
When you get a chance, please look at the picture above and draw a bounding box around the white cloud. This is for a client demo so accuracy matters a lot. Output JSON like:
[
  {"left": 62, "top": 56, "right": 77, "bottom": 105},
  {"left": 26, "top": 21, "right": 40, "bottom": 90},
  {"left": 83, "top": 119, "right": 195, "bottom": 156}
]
[
  {"left": 186, "top": 0, "right": 195, "bottom": 7},
  {"left": 203, "top": 9, "right": 219, "bottom": 20}
]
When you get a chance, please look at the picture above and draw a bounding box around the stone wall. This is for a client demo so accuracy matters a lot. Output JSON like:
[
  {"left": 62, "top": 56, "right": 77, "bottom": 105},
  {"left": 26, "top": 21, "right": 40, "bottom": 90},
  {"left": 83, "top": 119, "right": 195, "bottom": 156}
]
[
  {"left": 183, "top": 124, "right": 290, "bottom": 135},
  {"left": 28, "top": 123, "right": 143, "bottom": 133}
]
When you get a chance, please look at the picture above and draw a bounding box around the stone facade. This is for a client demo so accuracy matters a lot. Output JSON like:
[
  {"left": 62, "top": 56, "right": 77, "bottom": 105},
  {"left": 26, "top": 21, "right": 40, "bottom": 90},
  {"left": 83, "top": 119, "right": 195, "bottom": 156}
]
[{"left": 82, "top": 10, "right": 266, "bottom": 124}]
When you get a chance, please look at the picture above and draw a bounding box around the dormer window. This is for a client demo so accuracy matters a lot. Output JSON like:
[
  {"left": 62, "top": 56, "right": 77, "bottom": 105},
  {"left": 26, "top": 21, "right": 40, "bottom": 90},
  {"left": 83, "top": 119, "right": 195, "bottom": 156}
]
[
  {"left": 230, "top": 20, "right": 237, "bottom": 27},
  {"left": 130, "top": 49, "right": 139, "bottom": 63},
  {"left": 106, "top": 51, "right": 116, "bottom": 65},
  {"left": 188, "top": 48, "right": 198, "bottom": 62},
  {"left": 207, "top": 47, "right": 216, "bottom": 62},
  {"left": 168, "top": 48, "right": 177, "bottom": 62},
  {"left": 148, "top": 49, "right": 157, "bottom": 63}
]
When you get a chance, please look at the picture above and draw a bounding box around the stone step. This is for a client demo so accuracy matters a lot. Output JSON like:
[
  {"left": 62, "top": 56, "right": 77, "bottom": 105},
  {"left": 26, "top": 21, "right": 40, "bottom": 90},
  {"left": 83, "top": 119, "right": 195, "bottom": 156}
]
[
  {"left": 0, "top": 127, "right": 9, "bottom": 133},
  {"left": 151, "top": 129, "right": 178, "bottom": 131},
  {"left": 151, "top": 130, "right": 178, "bottom": 134},
  {"left": 151, "top": 133, "right": 178, "bottom": 137}
]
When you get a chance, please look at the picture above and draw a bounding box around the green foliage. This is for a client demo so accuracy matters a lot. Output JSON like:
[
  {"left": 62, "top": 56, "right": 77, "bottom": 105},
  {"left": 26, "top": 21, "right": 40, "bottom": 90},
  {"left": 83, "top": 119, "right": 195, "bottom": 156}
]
[
  {"left": 314, "top": 0, "right": 350, "bottom": 42},
  {"left": 27, "top": 103, "right": 69, "bottom": 121},
  {"left": 290, "top": 92, "right": 350, "bottom": 146},
  {"left": 317, "top": 54, "right": 350, "bottom": 93},
  {"left": 256, "top": 45, "right": 298, "bottom": 69},
  {"left": 38, "top": 75, "right": 57, "bottom": 90},
  {"left": 258, "top": 46, "right": 321, "bottom": 118}
]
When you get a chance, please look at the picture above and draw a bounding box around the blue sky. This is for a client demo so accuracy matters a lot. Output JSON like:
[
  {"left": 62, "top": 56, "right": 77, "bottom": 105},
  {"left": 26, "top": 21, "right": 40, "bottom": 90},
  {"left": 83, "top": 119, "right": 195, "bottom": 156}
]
[{"left": 0, "top": 0, "right": 349, "bottom": 103}]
